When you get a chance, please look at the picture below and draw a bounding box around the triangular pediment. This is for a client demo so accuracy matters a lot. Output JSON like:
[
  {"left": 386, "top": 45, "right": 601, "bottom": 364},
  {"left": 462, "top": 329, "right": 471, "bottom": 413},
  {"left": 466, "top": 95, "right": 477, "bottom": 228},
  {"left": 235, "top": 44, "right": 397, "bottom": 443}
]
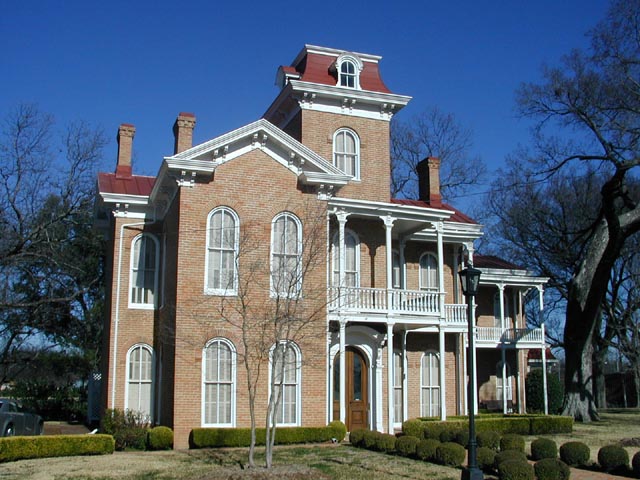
[{"left": 163, "top": 119, "right": 351, "bottom": 187}]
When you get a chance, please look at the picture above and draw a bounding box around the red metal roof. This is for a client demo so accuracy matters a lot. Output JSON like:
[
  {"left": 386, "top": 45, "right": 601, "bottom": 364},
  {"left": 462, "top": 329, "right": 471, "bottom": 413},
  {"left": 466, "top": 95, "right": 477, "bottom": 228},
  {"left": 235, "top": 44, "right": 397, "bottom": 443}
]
[
  {"left": 287, "top": 51, "right": 392, "bottom": 93},
  {"left": 390, "top": 198, "right": 478, "bottom": 224},
  {"left": 474, "top": 255, "right": 526, "bottom": 271},
  {"left": 98, "top": 172, "right": 155, "bottom": 196}
]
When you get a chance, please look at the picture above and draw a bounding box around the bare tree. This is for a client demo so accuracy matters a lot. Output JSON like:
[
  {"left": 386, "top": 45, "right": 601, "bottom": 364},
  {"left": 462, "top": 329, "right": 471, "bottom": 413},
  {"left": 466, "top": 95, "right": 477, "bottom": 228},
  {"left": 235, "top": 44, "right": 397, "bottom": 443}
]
[
  {"left": 390, "top": 106, "right": 486, "bottom": 202},
  {"left": 504, "top": 0, "right": 640, "bottom": 420},
  {"left": 0, "top": 104, "right": 106, "bottom": 383}
]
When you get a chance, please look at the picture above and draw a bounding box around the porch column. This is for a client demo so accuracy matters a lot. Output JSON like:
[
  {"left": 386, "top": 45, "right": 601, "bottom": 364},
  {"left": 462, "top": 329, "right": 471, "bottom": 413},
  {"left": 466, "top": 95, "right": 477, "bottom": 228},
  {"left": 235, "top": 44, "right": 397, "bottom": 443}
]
[
  {"left": 515, "top": 348, "right": 523, "bottom": 414},
  {"left": 336, "top": 211, "right": 349, "bottom": 289},
  {"left": 542, "top": 322, "right": 548, "bottom": 415},
  {"left": 382, "top": 215, "right": 395, "bottom": 310},
  {"left": 339, "top": 319, "right": 346, "bottom": 424},
  {"left": 387, "top": 322, "right": 394, "bottom": 433},
  {"left": 436, "top": 222, "right": 445, "bottom": 316},
  {"left": 439, "top": 327, "right": 447, "bottom": 420},
  {"left": 501, "top": 348, "right": 508, "bottom": 414},
  {"left": 399, "top": 239, "right": 407, "bottom": 289},
  {"left": 402, "top": 331, "right": 408, "bottom": 422}
]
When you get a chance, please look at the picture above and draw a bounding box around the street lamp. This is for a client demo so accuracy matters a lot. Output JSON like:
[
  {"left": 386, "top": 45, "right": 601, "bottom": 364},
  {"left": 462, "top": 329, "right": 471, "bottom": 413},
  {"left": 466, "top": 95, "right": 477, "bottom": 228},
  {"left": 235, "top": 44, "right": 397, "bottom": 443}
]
[{"left": 459, "top": 265, "right": 483, "bottom": 480}]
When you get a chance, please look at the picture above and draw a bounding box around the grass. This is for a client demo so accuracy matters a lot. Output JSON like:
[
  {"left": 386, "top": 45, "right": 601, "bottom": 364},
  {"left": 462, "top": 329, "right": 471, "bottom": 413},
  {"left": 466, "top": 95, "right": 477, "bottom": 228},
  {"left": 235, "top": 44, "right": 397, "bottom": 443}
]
[{"left": 3, "top": 410, "right": 640, "bottom": 479}]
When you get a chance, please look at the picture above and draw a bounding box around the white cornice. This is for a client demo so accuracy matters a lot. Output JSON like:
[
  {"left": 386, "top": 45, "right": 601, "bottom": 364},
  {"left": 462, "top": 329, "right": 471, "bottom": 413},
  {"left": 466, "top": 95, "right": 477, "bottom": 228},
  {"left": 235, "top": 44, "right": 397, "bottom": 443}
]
[
  {"left": 100, "top": 192, "right": 149, "bottom": 205},
  {"left": 302, "top": 44, "right": 382, "bottom": 63},
  {"left": 289, "top": 80, "right": 411, "bottom": 106},
  {"left": 328, "top": 197, "right": 453, "bottom": 222}
]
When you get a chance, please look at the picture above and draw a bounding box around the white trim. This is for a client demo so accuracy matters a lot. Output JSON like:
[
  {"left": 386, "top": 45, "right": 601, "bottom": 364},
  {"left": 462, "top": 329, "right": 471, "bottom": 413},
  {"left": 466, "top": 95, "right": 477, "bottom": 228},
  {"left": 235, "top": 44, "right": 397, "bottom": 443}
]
[
  {"left": 392, "top": 349, "right": 403, "bottom": 428},
  {"left": 201, "top": 337, "right": 237, "bottom": 427},
  {"left": 204, "top": 207, "right": 240, "bottom": 296},
  {"left": 268, "top": 341, "right": 302, "bottom": 427},
  {"left": 270, "top": 212, "right": 303, "bottom": 297},
  {"left": 124, "top": 343, "right": 154, "bottom": 420},
  {"left": 128, "top": 233, "right": 160, "bottom": 309}
]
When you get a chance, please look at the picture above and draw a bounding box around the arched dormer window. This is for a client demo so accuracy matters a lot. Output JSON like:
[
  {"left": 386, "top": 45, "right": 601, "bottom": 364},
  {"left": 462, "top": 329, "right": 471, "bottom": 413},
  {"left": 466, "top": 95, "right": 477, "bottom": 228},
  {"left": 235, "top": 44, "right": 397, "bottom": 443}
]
[
  {"left": 130, "top": 234, "right": 159, "bottom": 309},
  {"left": 335, "top": 54, "right": 363, "bottom": 89},
  {"left": 333, "top": 129, "right": 360, "bottom": 179}
]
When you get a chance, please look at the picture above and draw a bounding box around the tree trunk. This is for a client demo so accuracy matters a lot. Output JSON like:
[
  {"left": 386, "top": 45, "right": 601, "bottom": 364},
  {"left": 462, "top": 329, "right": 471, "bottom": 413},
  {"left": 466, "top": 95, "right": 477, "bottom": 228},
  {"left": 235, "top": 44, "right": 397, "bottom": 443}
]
[{"left": 593, "top": 353, "right": 607, "bottom": 409}]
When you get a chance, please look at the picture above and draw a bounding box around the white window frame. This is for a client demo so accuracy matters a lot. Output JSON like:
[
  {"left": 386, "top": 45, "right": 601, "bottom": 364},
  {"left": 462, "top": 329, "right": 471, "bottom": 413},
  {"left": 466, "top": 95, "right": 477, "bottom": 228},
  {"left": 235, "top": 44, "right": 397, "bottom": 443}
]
[
  {"left": 204, "top": 207, "right": 240, "bottom": 296},
  {"left": 393, "top": 349, "right": 403, "bottom": 426},
  {"left": 420, "top": 350, "right": 440, "bottom": 418},
  {"left": 331, "top": 229, "right": 360, "bottom": 288},
  {"left": 419, "top": 252, "right": 439, "bottom": 291},
  {"left": 129, "top": 234, "right": 159, "bottom": 309},
  {"left": 270, "top": 212, "right": 303, "bottom": 297},
  {"left": 335, "top": 54, "right": 363, "bottom": 89},
  {"left": 332, "top": 128, "right": 360, "bottom": 179},
  {"left": 124, "top": 343, "right": 154, "bottom": 420},
  {"left": 202, "top": 338, "right": 236, "bottom": 427},
  {"left": 268, "top": 341, "right": 302, "bottom": 426},
  {"left": 496, "top": 361, "right": 513, "bottom": 402}
]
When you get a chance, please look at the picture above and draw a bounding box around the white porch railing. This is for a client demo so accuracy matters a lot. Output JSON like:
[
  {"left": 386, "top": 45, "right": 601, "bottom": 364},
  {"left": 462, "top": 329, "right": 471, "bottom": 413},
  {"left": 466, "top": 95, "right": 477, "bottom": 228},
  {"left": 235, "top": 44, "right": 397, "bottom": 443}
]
[{"left": 476, "top": 327, "right": 544, "bottom": 344}]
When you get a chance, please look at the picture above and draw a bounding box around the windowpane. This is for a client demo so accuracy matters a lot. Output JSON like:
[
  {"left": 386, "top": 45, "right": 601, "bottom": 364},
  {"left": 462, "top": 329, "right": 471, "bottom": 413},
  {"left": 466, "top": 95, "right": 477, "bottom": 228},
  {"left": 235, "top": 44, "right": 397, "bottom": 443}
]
[
  {"left": 207, "top": 209, "right": 238, "bottom": 292},
  {"left": 204, "top": 340, "right": 234, "bottom": 425},
  {"left": 127, "top": 345, "right": 153, "bottom": 418},
  {"left": 420, "top": 253, "right": 438, "bottom": 291},
  {"left": 332, "top": 231, "right": 359, "bottom": 288},
  {"left": 333, "top": 130, "right": 358, "bottom": 177},
  {"left": 131, "top": 236, "right": 157, "bottom": 305},
  {"left": 272, "top": 343, "right": 299, "bottom": 425},
  {"left": 421, "top": 352, "right": 440, "bottom": 417},
  {"left": 271, "top": 214, "right": 301, "bottom": 295}
]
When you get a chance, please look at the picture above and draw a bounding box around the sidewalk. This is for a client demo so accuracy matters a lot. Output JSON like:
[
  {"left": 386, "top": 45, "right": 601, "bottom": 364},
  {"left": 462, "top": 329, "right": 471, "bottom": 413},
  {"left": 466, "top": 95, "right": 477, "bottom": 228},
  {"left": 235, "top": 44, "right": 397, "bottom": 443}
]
[
  {"left": 569, "top": 467, "right": 630, "bottom": 480},
  {"left": 43, "top": 421, "right": 90, "bottom": 435}
]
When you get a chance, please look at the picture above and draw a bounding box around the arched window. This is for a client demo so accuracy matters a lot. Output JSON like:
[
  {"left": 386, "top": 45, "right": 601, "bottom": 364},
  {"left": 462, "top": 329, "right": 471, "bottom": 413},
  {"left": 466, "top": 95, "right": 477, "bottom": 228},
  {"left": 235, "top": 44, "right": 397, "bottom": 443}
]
[
  {"left": 419, "top": 252, "right": 438, "bottom": 291},
  {"left": 270, "top": 342, "right": 301, "bottom": 426},
  {"left": 203, "top": 338, "right": 236, "bottom": 426},
  {"left": 420, "top": 351, "right": 440, "bottom": 417},
  {"left": 205, "top": 207, "right": 239, "bottom": 295},
  {"left": 332, "top": 229, "right": 360, "bottom": 287},
  {"left": 130, "top": 234, "right": 159, "bottom": 308},
  {"left": 393, "top": 349, "right": 403, "bottom": 423},
  {"left": 126, "top": 344, "right": 154, "bottom": 419},
  {"left": 335, "top": 54, "right": 362, "bottom": 89},
  {"left": 270, "top": 212, "right": 302, "bottom": 296},
  {"left": 333, "top": 129, "right": 360, "bottom": 178}
]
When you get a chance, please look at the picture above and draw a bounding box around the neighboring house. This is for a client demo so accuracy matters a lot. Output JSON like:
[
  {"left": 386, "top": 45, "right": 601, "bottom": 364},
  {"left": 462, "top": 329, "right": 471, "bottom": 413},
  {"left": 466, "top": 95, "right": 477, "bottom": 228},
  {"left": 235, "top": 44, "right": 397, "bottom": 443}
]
[{"left": 95, "top": 44, "right": 549, "bottom": 449}]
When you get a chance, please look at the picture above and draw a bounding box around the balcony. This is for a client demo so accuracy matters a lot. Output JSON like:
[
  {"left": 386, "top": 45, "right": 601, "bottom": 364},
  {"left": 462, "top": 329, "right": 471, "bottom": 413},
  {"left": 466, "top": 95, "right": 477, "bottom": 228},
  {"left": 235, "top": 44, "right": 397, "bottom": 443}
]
[{"left": 475, "top": 327, "right": 544, "bottom": 347}]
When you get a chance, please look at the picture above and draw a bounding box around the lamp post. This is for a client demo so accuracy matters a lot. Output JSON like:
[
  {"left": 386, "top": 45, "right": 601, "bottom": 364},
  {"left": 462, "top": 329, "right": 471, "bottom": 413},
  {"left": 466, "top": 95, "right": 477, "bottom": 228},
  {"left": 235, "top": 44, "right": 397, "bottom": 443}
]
[{"left": 459, "top": 265, "right": 483, "bottom": 480}]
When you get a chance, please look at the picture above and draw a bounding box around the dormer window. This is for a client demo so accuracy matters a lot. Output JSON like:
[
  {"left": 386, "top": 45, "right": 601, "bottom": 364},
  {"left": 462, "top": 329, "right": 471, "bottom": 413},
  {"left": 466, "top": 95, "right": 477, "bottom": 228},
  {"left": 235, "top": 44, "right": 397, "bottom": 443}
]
[{"left": 335, "top": 54, "right": 363, "bottom": 90}]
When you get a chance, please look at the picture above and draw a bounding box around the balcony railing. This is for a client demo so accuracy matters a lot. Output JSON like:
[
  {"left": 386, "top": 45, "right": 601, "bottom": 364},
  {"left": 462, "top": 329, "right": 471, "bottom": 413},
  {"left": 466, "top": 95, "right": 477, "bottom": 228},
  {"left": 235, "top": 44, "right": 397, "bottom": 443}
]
[{"left": 476, "top": 327, "right": 544, "bottom": 344}]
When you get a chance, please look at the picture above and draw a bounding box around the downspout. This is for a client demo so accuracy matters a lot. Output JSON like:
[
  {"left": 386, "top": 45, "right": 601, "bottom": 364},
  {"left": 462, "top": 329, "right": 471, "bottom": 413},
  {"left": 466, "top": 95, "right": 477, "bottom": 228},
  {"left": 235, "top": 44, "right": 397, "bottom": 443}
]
[{"left": 111, "top": 217, "right": 155, "bottom": 409}]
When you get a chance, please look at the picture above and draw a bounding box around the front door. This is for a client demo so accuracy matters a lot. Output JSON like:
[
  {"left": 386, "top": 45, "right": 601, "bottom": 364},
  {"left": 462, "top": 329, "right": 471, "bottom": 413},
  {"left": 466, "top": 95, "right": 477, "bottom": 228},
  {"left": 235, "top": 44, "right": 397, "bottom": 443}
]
[{"left": 333, "top": 347, "right": 369, "bottom": 431}]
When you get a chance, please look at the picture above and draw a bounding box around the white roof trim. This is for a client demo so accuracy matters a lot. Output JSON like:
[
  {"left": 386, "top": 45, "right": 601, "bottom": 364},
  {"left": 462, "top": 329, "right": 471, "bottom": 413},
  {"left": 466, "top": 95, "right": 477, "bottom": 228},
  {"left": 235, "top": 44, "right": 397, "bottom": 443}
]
[
  {"left": 328, "top": 197, "right": 454, "bottom": 222},
  {"left": 289, "top": 80, "right": 411, "bottom": 106}
]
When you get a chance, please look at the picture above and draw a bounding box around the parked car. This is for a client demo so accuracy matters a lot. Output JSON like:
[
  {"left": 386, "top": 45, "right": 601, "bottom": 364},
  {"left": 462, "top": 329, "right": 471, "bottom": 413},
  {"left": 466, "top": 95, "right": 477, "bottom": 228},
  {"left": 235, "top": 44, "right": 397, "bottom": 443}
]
[{"left": 0, "top": 398, "right": 44, "bottom": 437}]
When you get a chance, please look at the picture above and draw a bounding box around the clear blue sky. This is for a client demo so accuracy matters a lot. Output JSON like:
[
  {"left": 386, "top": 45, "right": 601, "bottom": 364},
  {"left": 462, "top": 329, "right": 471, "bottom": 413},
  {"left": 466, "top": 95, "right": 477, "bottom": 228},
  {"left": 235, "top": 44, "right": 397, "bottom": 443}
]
[{"left": 2, "top": 0, "right": 609, "bottom": 181}]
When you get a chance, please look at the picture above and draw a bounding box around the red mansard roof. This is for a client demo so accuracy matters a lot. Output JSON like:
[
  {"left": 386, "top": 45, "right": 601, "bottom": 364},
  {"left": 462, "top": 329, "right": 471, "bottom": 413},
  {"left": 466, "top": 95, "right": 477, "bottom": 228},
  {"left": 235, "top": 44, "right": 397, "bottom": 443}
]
[
  {"left": 98, "top": 172, "right": 155, "bottom": 196},
  {"left": 390, "top": 198, "right": 478, "bottom": 224},
  {"left": 285, "top": 49, "right": 392, "bottom": 94},
  {"left": 473, "top": 255, "right": 526, "bottom": 271}
]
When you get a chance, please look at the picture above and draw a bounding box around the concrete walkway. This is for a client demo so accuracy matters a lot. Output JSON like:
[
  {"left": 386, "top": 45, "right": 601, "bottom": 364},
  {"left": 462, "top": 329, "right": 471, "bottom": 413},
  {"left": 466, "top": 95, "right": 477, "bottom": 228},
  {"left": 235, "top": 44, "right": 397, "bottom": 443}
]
[{"left": 43, "top": 421, "right": 90, "bottom": 435}]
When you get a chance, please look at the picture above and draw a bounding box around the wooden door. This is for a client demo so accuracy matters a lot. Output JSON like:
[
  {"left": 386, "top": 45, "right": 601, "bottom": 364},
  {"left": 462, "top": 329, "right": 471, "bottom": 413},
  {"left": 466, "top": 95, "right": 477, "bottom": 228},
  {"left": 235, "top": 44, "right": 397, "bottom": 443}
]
[{"left": 333, "top": 347, "right": 369, "bottom": 431}]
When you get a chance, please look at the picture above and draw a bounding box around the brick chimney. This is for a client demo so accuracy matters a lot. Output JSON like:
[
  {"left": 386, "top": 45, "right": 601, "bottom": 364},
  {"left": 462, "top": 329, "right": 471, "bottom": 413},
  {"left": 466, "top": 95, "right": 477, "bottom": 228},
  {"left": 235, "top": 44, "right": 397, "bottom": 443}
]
[
  {"left": 115, "top": 123, "right": 136, "bottom": 177},
  {"left": 416, "top": 156, "right": 442, "bottom": 208},
  {"left": 173, "top": 112, "right": 196, "bottom": 154}
]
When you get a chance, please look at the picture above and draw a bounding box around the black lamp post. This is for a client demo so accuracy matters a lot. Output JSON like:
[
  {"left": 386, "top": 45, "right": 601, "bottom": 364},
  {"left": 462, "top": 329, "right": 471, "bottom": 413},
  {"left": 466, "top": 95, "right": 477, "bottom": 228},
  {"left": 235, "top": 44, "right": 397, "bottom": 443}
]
[{"left": 459, "top": 265, "right": 483, "bottom": 480}]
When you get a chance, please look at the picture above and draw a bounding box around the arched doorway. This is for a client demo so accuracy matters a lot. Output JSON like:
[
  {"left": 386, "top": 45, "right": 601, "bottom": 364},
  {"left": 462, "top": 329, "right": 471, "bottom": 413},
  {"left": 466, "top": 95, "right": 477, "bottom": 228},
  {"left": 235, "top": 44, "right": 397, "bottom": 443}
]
[{"left": 333, "top": 347, "right": 369, "bottom": 431}]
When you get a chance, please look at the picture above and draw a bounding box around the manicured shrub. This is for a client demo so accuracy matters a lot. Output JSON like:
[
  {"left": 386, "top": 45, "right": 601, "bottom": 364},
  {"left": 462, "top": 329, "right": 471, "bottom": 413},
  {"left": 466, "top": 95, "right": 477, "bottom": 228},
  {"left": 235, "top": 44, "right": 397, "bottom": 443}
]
[
  {"left": 190, "top": 424, "right": 343, "bottom": 448},
  {"left": 530, "top": 416, "right": 573, "bottom": 435},
  {"left": 477, "top": 430, "right": 501, "bottom": 451},
  {"left": 477, "top": 446, "right": 497, "bottom": 472},
  {"left": 0, "top": 435, "right": 114, "bottom": 462},
  {"left": 328, "top": 421, "right": 347, "bottom": 443},
  {"left": 597, "top": 444, "right": 629, "bottom": 473},
  {"left": 454, "top": 429, "right": 469, "bottom": 448},
  {"left": 559, "top": 441, "right": 590, "bottom": 467},
  {"left": 435, "top": 442, "right": 465, "bottom": 467},
  {"left": 101, "top": 409, "right": 149, "bottom": 451},
  {"left": 147, "top": 426, "right": 173, "bottom": 450},
  {"left": 530, "top": 437, "right": 557, "bottom": 460},
  {"left": 494, "top": 449, "right": 528, "bottom": 469},
  {"left": 349, "top": 428, "right": 366, "bottom": 447},
  {"left": 402, "top": 419, "right": 425, "bottom": 439},
  {"left": 500, "top": 433, "right": 525, "bottom": 453},
  {"left": 374, "top": 432, "right": 396, "bottom": 453},
  {"left": 632, "top": 450, "right": 640, "bottom": 477},
  {"left": 363, "top": 430, "right": 378, "bottom": 450},
  {"left": 395, "top": 435, "right": 419, "bottom": 457},
  {"left": 497, "top": 459, "right": 534, "bottom": 480},
  {"left": 534, "top": 458, "right": 570, "bottom": 480},
  {"left": 526, "top": 368, "right": 563, "bottom": 414},
  {"left": 416, "top": 438, "right": 440, "bottom": 462}
]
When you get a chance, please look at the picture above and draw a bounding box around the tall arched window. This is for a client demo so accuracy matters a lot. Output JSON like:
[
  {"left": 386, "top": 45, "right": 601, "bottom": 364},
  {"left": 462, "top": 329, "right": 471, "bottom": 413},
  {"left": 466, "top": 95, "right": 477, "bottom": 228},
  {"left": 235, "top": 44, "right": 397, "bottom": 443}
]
[
  {"left": 333, "top": 129, "right": 360, "bottom": 178},
  {"left": 393, "top": 349, "right": 403, "bottom": 423},
  {"left": 332, "top": 229, "right": 360, "bottom": 287},
  {"left": 126, "top": 344, "right": 154, "bottom": 418},
  {"left": 420, "top": 351, "right": 440, "bottom": 417},
  {"left": 130, "top": 234, "right": 159, "bottom": 308},
  {"left": 205, "top": 207, "right": 239, "bottom": 295},
  {"left": 270, "top": 342, "right": 301, "bottom": 426},
  {"left": 419, "top": 252, "right": 438, "bottom": 291},
  {"left": 203, "top": 338, "right": 236, "bottom": 426},
  {"left": 271, "top": 212, "right": 302, "bottom": 296},
  {"left": 496, "top": 361, "right": 513, "bottom": 403}
]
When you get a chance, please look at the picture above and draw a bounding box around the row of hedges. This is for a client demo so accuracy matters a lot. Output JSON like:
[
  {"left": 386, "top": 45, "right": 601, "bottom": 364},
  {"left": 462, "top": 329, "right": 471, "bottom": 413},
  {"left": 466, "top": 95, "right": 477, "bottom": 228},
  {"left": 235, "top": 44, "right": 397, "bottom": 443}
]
[
  {"left": 101, "top": 409, "right": 173, "bottom": 451},
  {"left": 403, "top": 415, "right": 572, "bottom": 440},
  {"left": 0, "top": 434, "right": 114, "bottom": 463},
  {"left": 190, "top": 421, "right": 347, "bottom": 449}
]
